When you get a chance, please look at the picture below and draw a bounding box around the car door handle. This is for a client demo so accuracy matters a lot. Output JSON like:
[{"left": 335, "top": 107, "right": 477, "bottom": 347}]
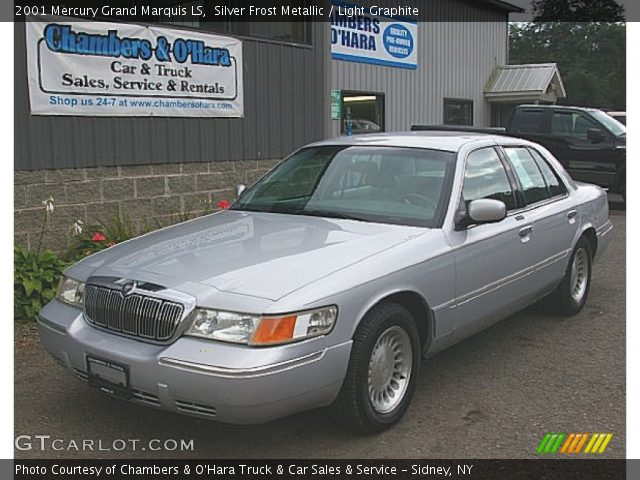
[
  {"left": 567, "top": 210, "right": 578, "bottom": 220},
  {"left": 519, "top": 226, "right": 533, "bottom": 237}
]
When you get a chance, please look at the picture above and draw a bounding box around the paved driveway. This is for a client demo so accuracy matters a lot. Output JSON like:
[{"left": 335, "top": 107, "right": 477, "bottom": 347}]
[{"left": 14, "top": 213, "right": 625, "bottom": 459}]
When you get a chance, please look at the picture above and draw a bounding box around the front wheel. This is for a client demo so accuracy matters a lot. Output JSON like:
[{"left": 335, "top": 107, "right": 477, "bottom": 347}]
[
  {"left": 549, "top": 237, "right": 593, "bottom": 316},
  {"left": 333, "top": 303, "right": 421, "bottom": 433}
]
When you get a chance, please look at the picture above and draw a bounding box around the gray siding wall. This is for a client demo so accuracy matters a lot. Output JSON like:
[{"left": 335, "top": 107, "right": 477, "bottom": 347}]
[
  {"left": 14, "top": 22, "right": 330, "bottom": 171},
  {"left": 330, "top": 0, "right": 508, "bottom": 134}
]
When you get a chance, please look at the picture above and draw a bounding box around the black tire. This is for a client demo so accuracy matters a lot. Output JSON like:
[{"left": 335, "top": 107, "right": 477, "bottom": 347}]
[
  {"left": 549, "top": 236, "right": 592, "bottom": 316},
  {"left": 333, "top": 302, "right": 421, "bottom": 433}
]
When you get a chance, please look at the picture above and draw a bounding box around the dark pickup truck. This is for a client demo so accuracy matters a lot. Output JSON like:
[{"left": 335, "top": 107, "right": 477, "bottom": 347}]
[
  {"left": 504, "top": 105, "right": 626, "bottom": 200},
  {"left": 413, "top": 105, "right": 626, "bottom": 201}
]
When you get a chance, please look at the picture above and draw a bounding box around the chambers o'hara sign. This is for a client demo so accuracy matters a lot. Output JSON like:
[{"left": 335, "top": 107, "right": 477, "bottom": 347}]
[
  {"left": 26, "top": 20, "right": 244, "bottom": 117},
  {"left": 330, "top": 0, "right": 418, "bottom": 69}
]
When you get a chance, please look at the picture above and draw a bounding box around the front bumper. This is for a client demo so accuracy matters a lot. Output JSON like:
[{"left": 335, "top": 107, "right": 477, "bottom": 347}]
[{"left": 38, "top": 300, "right": 352, "bottom": 424}]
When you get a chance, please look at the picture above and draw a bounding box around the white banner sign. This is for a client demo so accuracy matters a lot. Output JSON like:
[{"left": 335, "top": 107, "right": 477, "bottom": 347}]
[
  {"left": 330, "top": 1, "right": 418, "bottom": 69},
  {"left": 26, "top": 20, "right": 243, "bottom": 117}
]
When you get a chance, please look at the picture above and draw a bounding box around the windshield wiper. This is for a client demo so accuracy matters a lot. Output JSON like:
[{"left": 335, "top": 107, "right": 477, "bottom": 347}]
[
  {"left": 301, "top": 209, "right": 370, "bottom": 222},
  {"left": 232, "top": 205, "right": 370, "bottom": 222},
  {"left": 231, "top": 204, "right": 300, "bottom": 214}
]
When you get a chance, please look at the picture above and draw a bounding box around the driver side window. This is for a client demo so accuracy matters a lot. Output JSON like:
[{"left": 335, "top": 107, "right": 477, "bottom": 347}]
[{"left": 463, "top": 148, "right": 516, "bottom": 211}]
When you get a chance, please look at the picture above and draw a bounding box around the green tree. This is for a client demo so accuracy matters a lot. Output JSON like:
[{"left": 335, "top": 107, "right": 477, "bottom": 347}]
[
  {"left": 509, "top": 22, "right": 626, "bottom": 110},
  {"left": 532, "top": 0, "right": 625, "bottom": 22}
]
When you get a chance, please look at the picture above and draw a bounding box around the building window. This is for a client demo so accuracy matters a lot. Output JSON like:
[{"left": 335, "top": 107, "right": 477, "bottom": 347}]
[
  {"left": 241, "top": 22, "right": 310, "bottom": 44},
  {"left": 443, "top": 98, "right": 473, "bottom": 126},
  {"left": 491, "top": 104, "right": 516, "bottom": 128},
  {"left": 342, "top": 93, "right": 385, "bottom": 135},
  {"left": 197, "top": 21, "right": 311, "bottom": 44},
  {"left": 158, "top": 1, "right": 311, "bottom": 44}
]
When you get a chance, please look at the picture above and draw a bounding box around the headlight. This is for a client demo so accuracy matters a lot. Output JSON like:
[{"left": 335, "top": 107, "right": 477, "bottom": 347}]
[
  {"left": 56, "top": 276, "right": 85, "bottom": 307},
  {"left": 185, "top": 306, "right": 337, "bottom": 346}
]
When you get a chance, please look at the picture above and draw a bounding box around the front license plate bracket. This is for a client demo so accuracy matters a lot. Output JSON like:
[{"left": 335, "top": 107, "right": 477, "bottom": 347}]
[{"left": 86, "top": 356, "right": 132, "bottom": 400}]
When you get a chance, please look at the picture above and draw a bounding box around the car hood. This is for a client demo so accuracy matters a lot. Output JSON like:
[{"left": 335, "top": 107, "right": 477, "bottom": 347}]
[{"left": 69, "top": 210, "right": 426, "bottom": 301}]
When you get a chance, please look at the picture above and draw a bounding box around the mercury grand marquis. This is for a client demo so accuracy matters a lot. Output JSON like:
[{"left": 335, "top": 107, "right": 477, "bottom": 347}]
[{"left": 38, "top": 131, "right": 612, "bottom": 432}]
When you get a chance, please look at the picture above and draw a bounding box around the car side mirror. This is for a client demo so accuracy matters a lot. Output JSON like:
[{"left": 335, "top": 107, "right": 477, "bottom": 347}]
[
  {"left": 468, "top": 199, "right": 507, "bottom": 224},
  {"left": 587, "top": 128, "right": 606, "bottom": 143},
  {"left": 235, "top": 184, "right": 247, "bottom": 199},
  {"left": 454, "top": 199, "right": 507, "bottom": 230}
]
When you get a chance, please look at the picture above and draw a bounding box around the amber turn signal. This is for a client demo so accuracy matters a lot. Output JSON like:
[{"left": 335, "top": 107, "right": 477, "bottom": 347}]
[{"left": 251, "top": 316, "right": 297, "bottom": 345}]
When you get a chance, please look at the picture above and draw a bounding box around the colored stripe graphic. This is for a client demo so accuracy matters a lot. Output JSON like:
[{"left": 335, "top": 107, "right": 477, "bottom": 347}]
[
  {"left": 569, "top": 434, "right": 583, "bottom": 453},
  {"left": 538, "top": 433, "right": 613, "bottom": 455},
  {"left": 536, "top": 434, "right": 551, "bottom": 454},
  {"left": 537, "top": 433, "right": 566, "bottom": 454},
  {"left": 550, "top": 434, "right": 565, "bottom": 453},
  {"left": 584, "top": 434, "right": 599, "bottom": 453},
  {"left": 598, "top": 434, "right": 613, "bottom": 453},
  {"left": 560, "top": 434, "right": 575, "bottom": 454},
  {"left": 584, "top": 433, "right": 614, "bottom": 454},
  {"left": 574, "top": 434, "right": 589, "bottom": 453},
  {"left": 544, "top": 434, "right": 558, "bottom": 453}
]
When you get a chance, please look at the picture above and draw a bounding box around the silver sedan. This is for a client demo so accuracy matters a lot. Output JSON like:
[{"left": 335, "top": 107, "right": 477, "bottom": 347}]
[{"left": 39, "top": 131, "right": 612, "bottom": 432}]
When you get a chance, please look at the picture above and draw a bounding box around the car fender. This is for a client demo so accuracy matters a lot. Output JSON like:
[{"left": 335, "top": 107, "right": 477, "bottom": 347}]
[
  {"left": 266, "top": 232, "right": 454, "bottom": 350},
  {"left": 349, "top": 285, "right": 434, "bottom": 346}
]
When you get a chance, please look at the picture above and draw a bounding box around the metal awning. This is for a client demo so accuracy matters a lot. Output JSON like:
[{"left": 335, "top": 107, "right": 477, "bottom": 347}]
[{"left": 484, "top": 63, "right": 566, "bottom": 102}]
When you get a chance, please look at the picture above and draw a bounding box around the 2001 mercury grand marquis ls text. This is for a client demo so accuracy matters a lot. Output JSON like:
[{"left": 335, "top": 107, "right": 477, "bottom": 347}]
[{"left": 38, "top": 131, "right": 612, "bottom": 432}]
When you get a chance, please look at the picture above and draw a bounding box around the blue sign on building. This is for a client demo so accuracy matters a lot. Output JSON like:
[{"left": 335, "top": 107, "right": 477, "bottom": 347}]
[{"left": 330, "top": 0, "right": 418, "bottom": 69}]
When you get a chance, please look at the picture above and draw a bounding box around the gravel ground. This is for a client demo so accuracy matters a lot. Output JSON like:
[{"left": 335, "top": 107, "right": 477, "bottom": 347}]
[{"left": 14, "top": 212, "right": 625, "bottom": 459}]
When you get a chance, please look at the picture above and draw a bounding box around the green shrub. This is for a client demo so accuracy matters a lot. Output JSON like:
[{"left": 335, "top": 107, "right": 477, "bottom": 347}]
[{"left": 14, "top": 245, "right": 67, "bottom": 322}]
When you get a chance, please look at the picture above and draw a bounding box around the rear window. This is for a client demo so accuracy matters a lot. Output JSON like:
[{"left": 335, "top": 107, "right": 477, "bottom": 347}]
[
  {"left": 503, "top": 147, "right": 549, "bottom": 205},
  {"left": 528, "top": 148, "right": 567, "bottom": 198}
]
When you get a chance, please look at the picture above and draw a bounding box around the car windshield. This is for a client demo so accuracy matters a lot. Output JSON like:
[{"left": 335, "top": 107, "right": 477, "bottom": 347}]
[
  {"left": 232, "top": 145, "right": 456, "bottom": 227},
  {"left": 591, "top": 110, "right": 626, "bottom": 137}
]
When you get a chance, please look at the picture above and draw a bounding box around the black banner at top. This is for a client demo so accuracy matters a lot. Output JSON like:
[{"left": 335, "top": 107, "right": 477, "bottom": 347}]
[{"left": 8, "top": 0, "right": 633, "bottom": 23}]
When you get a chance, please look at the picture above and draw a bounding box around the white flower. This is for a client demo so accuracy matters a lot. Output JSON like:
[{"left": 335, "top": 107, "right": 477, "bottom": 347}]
[
  {"left": 71, "top": 219, "right": 84, "bottom": 237},
  {"left": 42, "top": 196, "right": 55, "bottom": 214}
]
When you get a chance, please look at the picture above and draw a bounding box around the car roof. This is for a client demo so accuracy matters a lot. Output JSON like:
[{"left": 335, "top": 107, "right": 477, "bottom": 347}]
[
  {"left": 516, "top": 104, "right": 599, "bottom": 113},
  {"left": 307, "top": 131, "right": 518, "bottom": 153}
]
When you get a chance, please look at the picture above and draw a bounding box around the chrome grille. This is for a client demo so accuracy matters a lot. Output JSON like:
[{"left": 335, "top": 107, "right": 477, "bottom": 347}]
[{"left": 84, "top": 284, "right": 184, "bottom": 341}]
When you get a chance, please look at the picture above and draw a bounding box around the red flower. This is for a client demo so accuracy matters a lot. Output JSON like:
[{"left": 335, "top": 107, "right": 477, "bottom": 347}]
[
  {"left": 217, "top": 200, "right": 231, "bottom": 210},
  {"left": 91, "top": 232, "right": 106, "bottom": 242}
]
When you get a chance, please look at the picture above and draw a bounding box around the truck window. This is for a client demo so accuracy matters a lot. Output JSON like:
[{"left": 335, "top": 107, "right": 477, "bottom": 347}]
[
  {"left": 517, "top": 110, "right": 545, "bottom": 134},
  {"left": 550, "top": 111, "right": 600, "bottom": 142}
]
